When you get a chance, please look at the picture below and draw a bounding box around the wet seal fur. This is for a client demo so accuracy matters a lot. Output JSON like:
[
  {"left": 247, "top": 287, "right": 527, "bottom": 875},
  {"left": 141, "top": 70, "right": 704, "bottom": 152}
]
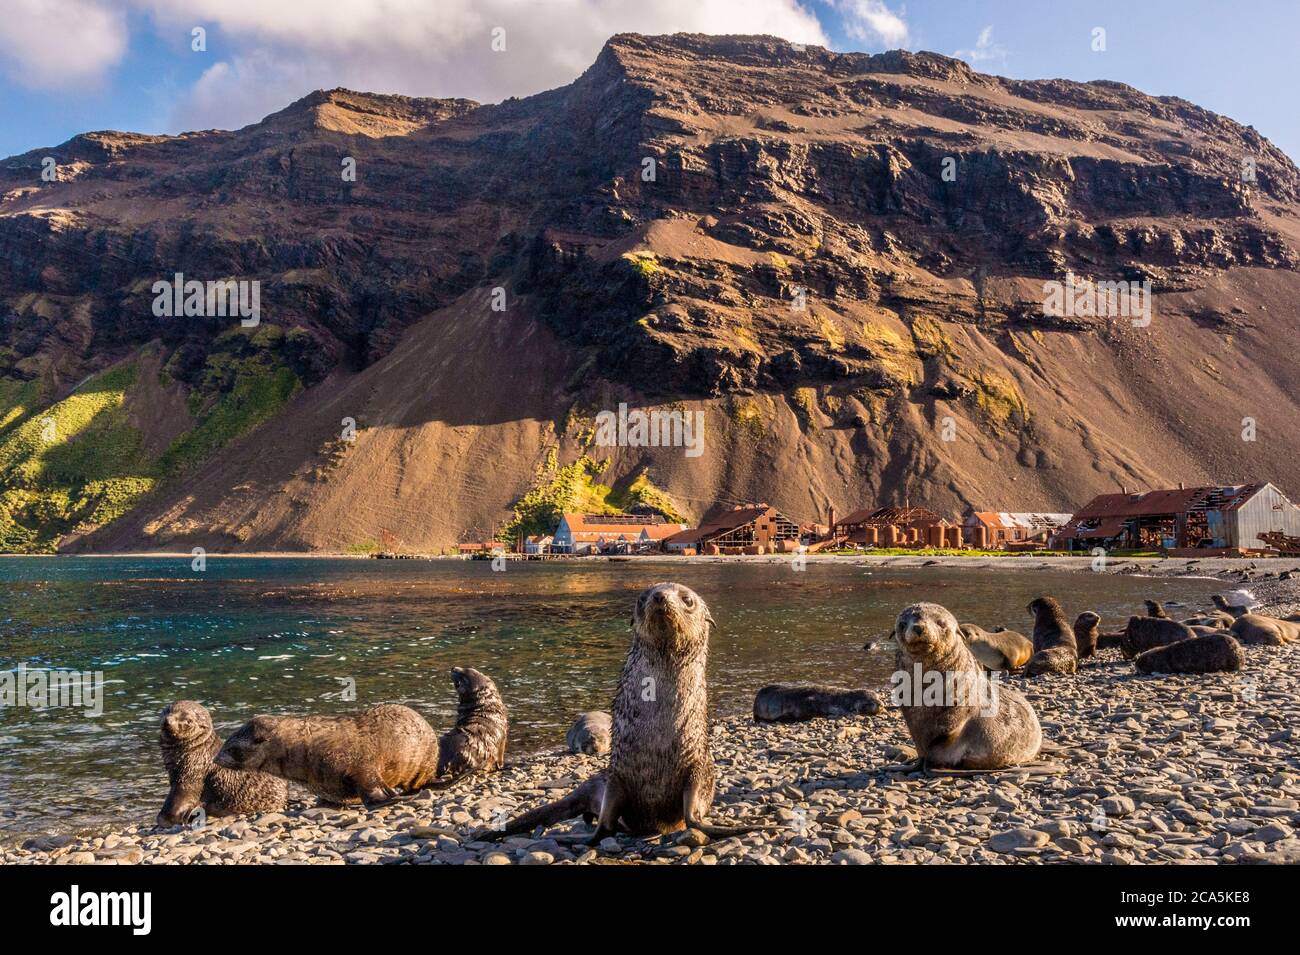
[
  {"left": 566, "top": 711, "right": 612, "bottom": 755},
  {"left": 1135, "top": 633, "right": 1244, "bottom": 674},
  {"left": 891, "top": 602, "right": 1043, "bottom": 772},
  {"left": 477, "top": 582, "right": 766, "bottom": 842},
  {"left": 1024, "top": 596, "right": 1078, "bottom": 676},
  {"left": 1121, "top": 616, "right": 1195, "bottom": 659},
  {"left": 752, "top": 684, "right": 881, "bottom": 722},
  {"left": 216, "top": 703, "right": 440, "bottom": 806},
  {"left": 157, "top": 701, "right": 287, "bottom": 827},
  {"left": 958, "top": 624, "right": 1033, "bottom": 671},
  {"left": 1073, "top": 611, "right": 1100, "bottom": 660},
  {"left": 435, "top": 667, "right": 508, "bottom": 781}
]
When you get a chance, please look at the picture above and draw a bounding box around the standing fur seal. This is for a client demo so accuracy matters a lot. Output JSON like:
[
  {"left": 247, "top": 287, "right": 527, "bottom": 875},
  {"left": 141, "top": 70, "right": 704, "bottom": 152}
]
[
  {"left": 1121, "top": 616, "right": 1195, "bottom": 659},
  {"left": 1072, "top": 611, "right": 1100, "bottom": 660},
  {"left": 752, "top": 684, "right": 881, "bottom": 722},
  {"left": 157, "top": 701, "right": 287, "bottom": 827},
  {"left": 566, "top": 711, "right": 613, "bottom": 755},
  {"left": 477, "top": 582, "right": 762, "bottom": 842},
  {"left": 1023, "top": 596, "right": 1078, "bottom": 676},
  {"left": 892, "top": 603, "right": 1042, "bottom": 771},
  {"left": 435, "top": 667, "right": 508, "bottom": 781},
  {"left": 957, "top": 624, "right": 1033, "bottom": 671},
  {"left": 1212, "top": 591, "right": 1260, "bottom": 619},
  {"left": 216, "top": 703, "right": 440, "bottom": 807},
  {"left": 1135, "top": 633, "right": 1244, "bottom": 674},
  {"left": 1230, "top": 613, "right": 1300, "bottom": 646}
]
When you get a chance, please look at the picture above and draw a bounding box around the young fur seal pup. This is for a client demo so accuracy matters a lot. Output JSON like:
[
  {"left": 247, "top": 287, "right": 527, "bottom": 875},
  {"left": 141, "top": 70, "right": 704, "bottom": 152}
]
[
  {"left": 958, "top": 624, "right": 1033, "bottom": 671},
  {"left": 1023, "top": 596, "right": 1078, "bottom": 675},
  {"left": 1143, "top": 600, "right": 1170, "bottom": 619},
  {"left": 1121, "top": 616, "right": 1195, "bottom": 659},
  {"left": 892, "top": 603, "right": 1042, "bottom": 772},
  {"left": 477, "top": 582, "right": 764, "bottom": 842},
  {"left": 1072, "top": 611, "right": 1100, "bottom": 660},
  {"left": 752, "top": 684, "right": 881, "bottom": 722},
  {"left": 216, "top": 703, "right": 440, "bottom": 807},
  {"left": 1135, "top": 633, "right": 1244, "bottom": 674},
  {"left": 157, "top": 701, "right": 287, "bottom": 827},
  {"left": 435, "top": 667, "right": 508, "bottom": 781},
  {"left": 566, "top": 711, "right": 613, "bottom": 755}
]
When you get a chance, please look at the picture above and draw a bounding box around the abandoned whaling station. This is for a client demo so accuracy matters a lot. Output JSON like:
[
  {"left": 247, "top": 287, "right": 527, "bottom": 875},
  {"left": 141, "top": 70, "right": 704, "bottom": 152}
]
[{"left": 447, "top": 481, "right": 1300, "bottom": 560}]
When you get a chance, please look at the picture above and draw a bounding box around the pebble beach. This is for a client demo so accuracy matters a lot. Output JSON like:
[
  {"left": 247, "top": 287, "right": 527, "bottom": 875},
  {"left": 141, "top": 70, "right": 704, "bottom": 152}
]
[{"left": 5, "top": 556, "right": 1299, "bottom": 866}]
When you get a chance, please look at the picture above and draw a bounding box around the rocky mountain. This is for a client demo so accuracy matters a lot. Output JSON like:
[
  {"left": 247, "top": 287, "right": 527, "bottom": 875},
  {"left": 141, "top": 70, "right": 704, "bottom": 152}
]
[{"left": 2, "top": 33, "right": 1299, "bottom": 553}]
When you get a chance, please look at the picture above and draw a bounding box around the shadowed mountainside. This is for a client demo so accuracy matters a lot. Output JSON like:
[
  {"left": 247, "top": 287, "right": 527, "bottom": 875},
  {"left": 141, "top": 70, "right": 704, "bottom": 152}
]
[{"left": 1, "top": 33, "right": 1299, "bottom": 552}]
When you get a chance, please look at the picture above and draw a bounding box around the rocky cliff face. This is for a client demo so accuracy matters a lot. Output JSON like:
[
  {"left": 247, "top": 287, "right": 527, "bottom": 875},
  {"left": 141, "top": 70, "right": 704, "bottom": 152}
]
[{"left": 2, "top": 33, "right": 1299, "bottom": 552}]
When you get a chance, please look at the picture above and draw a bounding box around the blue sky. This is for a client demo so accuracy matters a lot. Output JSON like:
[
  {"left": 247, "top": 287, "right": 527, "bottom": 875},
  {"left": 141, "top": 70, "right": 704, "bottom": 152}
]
[{"left": 0, "top": 0, "right": 1296, "bottom": 162}]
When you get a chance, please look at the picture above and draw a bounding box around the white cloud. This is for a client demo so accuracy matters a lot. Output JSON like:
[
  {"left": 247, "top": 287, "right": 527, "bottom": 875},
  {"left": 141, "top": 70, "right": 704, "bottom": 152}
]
[
  {"left": 139, "top": 0, "right": 830, "bottom": 132},
  {"left": 0, "top": 0, "right": 839, "bottom": 133},
  {"left": 0, "top": 0, "right": 128, "bottom": 88},
  {"left": 829, "top": 0, "right": 909, "bottom": 49},
  {"left": 954, "top": 25, "right": 1006, "bottom": 65}
]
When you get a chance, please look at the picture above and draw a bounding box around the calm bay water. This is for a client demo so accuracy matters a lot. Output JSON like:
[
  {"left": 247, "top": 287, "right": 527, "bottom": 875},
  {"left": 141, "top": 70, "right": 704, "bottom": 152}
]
[{"left": 0, "top": 556, "right": 1223, "bottom": 839}]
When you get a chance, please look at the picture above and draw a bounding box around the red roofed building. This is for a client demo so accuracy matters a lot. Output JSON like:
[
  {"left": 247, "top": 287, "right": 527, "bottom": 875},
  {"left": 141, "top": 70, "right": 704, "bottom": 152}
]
[
  {"left": 551, "top": 513, "right": 688, "bottom": 554},
  {"left": 662, "top": 504, "right": 800, "bottom": 555}
]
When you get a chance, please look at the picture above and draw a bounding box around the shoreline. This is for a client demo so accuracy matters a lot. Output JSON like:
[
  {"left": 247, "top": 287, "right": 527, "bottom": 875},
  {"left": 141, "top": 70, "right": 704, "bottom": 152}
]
[{"left": 4, "top": 567, "right": 1298, "bottom": 865}]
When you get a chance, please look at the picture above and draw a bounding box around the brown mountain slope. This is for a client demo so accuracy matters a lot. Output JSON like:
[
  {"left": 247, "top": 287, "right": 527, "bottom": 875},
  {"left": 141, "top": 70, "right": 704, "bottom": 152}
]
[{"left": 2, "top": 33, "right": 1299, "bottom": 552}]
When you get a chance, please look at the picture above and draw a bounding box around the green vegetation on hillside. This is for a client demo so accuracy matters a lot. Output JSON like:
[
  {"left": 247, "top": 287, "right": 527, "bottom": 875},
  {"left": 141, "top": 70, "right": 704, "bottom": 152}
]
[
  {"left": 159, "top": 330, "right": 300, "bottom": 476},
  {"left": 501, "top": 453, "right": 686, "bottom": 542},
  {"left": 0, "top": 327, "right": 303, "bottom": 553},
  {"left": 0, "top": 364, "right": 154, "bottom": 552}
]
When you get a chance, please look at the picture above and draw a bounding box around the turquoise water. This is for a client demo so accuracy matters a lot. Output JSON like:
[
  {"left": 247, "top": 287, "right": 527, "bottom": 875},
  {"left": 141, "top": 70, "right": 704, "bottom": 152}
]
[{"left": 0, "top": 556, "right": 1222, "bottom": 839}]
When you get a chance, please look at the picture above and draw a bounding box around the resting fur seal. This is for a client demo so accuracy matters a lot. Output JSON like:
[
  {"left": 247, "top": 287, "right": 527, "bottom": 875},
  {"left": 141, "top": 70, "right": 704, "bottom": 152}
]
[
  {"left": 157, "top": 701, "right": 287, "bottom": 827},
  {"left": 1184, "top": 611, "right": 1236, "bottom": 629},
  {"left": 477, "top": 583, "right": 763, "bottom": 842},
  {"left": 566, "top": 711, "right": 612, "bottom": 755},
  {"left": 1135, "top": 633, "right": 1244, "bottom": 674},
  {"left": 892, "top": 603, "right": 1042, "bottom": 771},
  {"left": 1023, "top": 596, "right": 1078, "bottom": 676},
  {"left": 435, "top": 667, "right": 508, "bottom": 781},
  {"left": 1072, "top": 611, "right": 1100, "bottom": 660},
  {"left": 957, "top": 624, "right": 1032, "bottom": 671},
  {"left": 1230, "top": 613, "right": 1300, "bottom": 646},
  {"left": 1121, "top": 616, "right": 1195, "bottom": 659},
  {"left": 216, "top": 703, "right": 440, "bottom": 807},
  {"left": 752, "top": 684, "right": 881, "bottom": 722}
]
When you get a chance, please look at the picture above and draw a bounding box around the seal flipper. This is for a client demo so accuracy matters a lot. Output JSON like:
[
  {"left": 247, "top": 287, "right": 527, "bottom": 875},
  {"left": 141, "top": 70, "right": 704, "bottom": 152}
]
[
  {"left": 473, "top": 775, "right": 606, "bottom": 842},
  {"left": 680, "top": 775, "right": 777, "bottom": 838}
]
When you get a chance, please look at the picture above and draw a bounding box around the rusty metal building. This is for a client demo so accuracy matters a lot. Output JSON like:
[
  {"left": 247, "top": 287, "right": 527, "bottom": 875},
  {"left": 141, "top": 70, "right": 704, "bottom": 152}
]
[{"left": 1052, "top": 483, "right": 1300, "bottom": 551}]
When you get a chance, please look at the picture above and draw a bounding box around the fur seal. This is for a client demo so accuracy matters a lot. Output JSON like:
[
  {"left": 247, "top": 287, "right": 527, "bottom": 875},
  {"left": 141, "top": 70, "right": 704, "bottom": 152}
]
[
  {"left": 1212, "top": 590, "right": 1264, "bottom": 619},
  {"left": 216, "top": 703, "right": 440, "bottom": 807},
  {"left": 1072, "top": 611, "right": 1100, "bottom": 660},
  {"left": 435, "top": 667, "right": 508, "bottom": 781},
  {"left": 1143, "top": 600, "right": 1170, "bottom": 619},
  {"left": 892, "top": 603, "right": 1042, "bottom": 771},
  {"left": 157, "top": 701, "right": 287, "bottom": 827},
  {"left": 1121, "top": 616, "right": 1195, "bottom": 659},
  {"left": 566, "top": 711, "right": 612, "bottom": 755},
  {"left": 1230, "top": 613, "right": 1300, "bottom": 646},
  {"left": 752, "top": 683, "right": 881, "bottom": 722},
  {"left": 478, "top": 582, "right": 762, "bottom": 842},
  {"left": 957, "top": 624, "right": 1033, "bottom": 671},
  {"left": 1023, "top": 596, "right": 1078, "bottom": 675},
  {"left": 1135, "top": 633, "right": 1244, "bottom": 674},
  {"left": 1183, "top": 611, "right": 1236, "bottom": 629}
]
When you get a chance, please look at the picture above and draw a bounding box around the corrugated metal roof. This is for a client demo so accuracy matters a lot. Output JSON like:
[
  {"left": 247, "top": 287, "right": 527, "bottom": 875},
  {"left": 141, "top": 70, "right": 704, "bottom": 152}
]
[{"left": 1068, "top": 484, "right": 1266, "bottom": 520}]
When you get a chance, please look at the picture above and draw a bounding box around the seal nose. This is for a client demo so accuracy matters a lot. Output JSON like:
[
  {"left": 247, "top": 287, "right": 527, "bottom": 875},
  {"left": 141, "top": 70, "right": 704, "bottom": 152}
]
[{"left": 652, "top": 591, "right": 665, "bottom": 605}]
